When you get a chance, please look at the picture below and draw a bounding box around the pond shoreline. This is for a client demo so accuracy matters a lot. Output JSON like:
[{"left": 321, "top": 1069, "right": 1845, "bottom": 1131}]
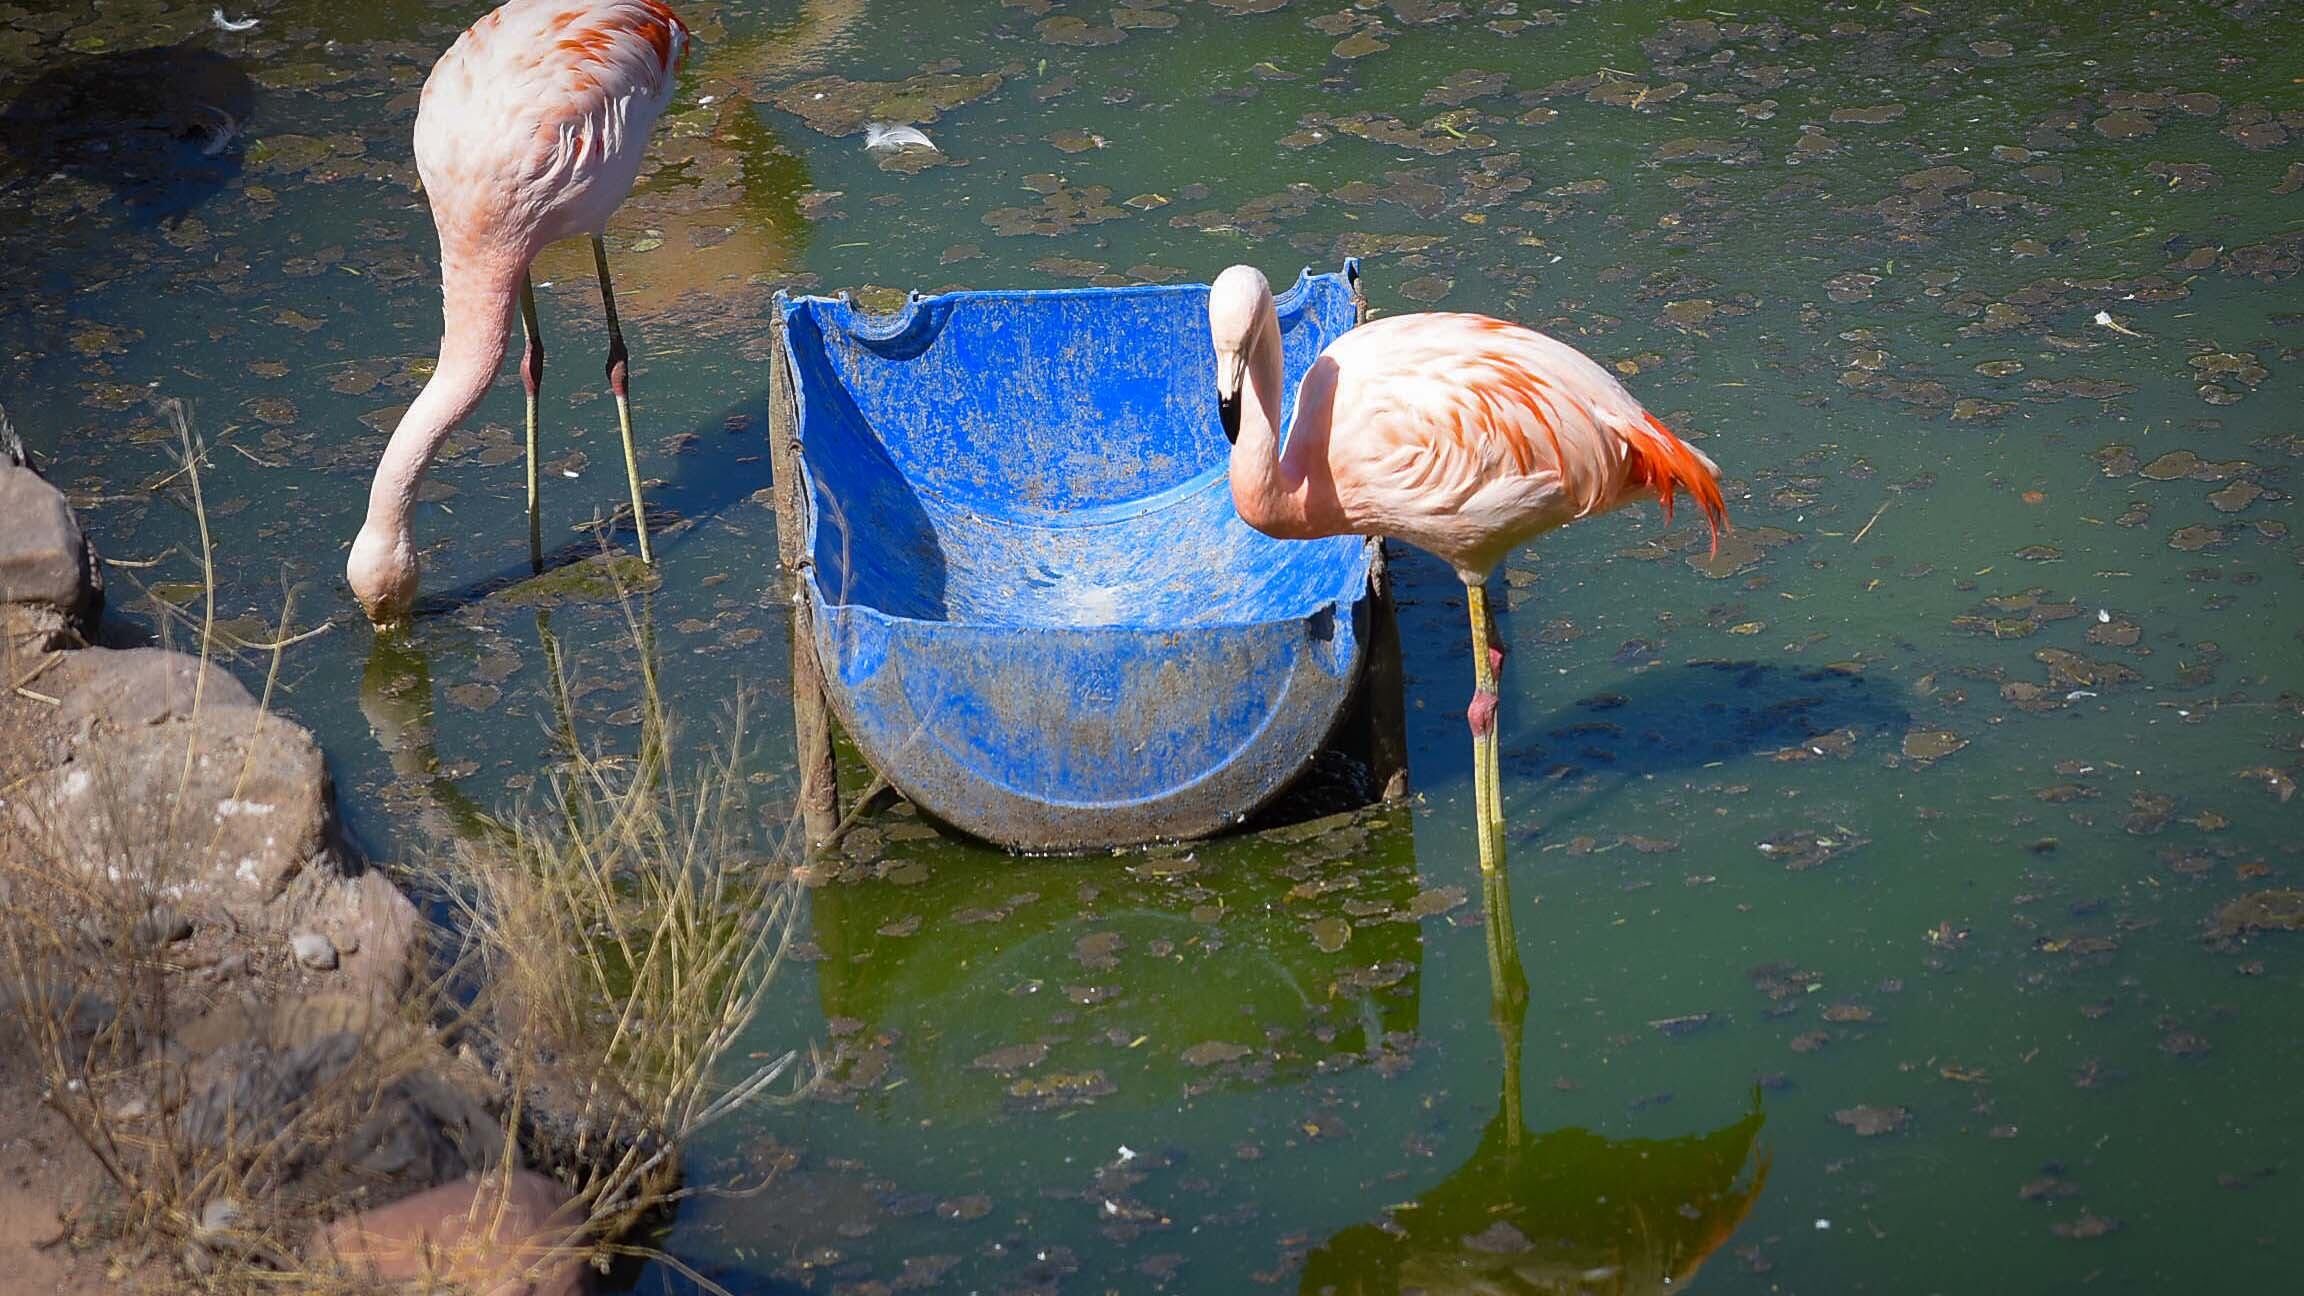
[{"left": 0, "top": 441, "right": 588, "bottom": 1292}]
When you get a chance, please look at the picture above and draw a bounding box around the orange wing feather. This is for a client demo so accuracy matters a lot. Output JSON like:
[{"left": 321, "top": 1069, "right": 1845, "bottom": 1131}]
[{"left": 1631, "top": 412, "right": 1728, "bottom": 556}]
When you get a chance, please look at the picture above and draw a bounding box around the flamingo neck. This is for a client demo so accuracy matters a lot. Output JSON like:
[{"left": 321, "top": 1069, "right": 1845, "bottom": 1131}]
[
  {"left": 1226, "top": 298, "right": 1307, "bottom": 534},
  {"left": 347, "top": 240, "right": 521, "bottom": 621},
  {"left": 365, "top": 247, "right": 520, "bottom": 528}
]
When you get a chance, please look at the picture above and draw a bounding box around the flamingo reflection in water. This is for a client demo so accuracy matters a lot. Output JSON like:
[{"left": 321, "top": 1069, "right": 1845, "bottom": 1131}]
[{"left": 1300, "top": 869, "right": 1771, "bottom": 1296}]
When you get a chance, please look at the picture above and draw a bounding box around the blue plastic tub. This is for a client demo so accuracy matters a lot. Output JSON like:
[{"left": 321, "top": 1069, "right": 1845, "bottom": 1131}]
[{"left": 775, "top": 265, "right": 1371, "bottom": 849}]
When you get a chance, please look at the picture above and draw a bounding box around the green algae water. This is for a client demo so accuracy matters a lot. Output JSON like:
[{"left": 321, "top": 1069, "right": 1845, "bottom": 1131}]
[{"left": 4, "top": 0, "right": 2299, "bottom": 1291}]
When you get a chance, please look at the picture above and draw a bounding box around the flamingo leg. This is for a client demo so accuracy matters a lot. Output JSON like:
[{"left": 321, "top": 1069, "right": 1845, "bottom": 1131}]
[
  {"left": 591, "top": 234, "right": 653, "bottom": 564},
  {"left": 519, "top": 274, "right": 545, "bottom": 574},
  {"left": 1466, "top": 581, "right": 1506, "bottom": 874},
  {"left": 1481, "top": 591, "right": 1508, "bottom": 865},
  {"left": 1483, "top": 857, "right": 1530, "bottom": 1152}
]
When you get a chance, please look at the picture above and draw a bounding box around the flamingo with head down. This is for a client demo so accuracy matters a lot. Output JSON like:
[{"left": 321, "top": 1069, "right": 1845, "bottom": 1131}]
[
  {"left": 348, "top": 0, "right": 688, "bottom": 624},
  {"left": 1207, "top": 265, "right": 1729, "bottom": 873}
]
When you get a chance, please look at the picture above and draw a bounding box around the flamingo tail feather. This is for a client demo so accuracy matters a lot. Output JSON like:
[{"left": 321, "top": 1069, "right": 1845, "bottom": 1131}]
[{"left": 1631, "top": 413, "right": 1729, "bottom": 557}]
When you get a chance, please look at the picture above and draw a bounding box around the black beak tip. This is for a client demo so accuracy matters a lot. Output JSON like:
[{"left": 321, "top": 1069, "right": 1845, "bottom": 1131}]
[{"left": 1218, "top": 391, "right": 1241, "bottom": 444}]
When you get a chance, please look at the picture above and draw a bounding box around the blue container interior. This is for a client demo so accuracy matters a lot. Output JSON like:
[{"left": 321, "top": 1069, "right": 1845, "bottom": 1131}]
[{"left": 780, "top": 267, "right": 1367, "bottom": 631}]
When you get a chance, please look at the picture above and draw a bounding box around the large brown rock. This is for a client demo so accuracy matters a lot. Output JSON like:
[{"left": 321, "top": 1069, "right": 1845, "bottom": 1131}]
[
  {"left": 0, "top": 463, "right": 99, "bottom": 651},
  {"left": 309, "top": 1171, "right": 590, "bottom": 1296},
  {"left": 49, "top": 645, "right": 256, "bottom": 737},
  {"left": 12, "top": 707, "right": 336, "bottom": 909}
]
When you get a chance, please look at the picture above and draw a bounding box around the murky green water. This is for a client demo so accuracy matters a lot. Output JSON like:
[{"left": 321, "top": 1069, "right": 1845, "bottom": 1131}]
[{"left": 7, "top": 0, "right": 2301, "bottom": 1290}]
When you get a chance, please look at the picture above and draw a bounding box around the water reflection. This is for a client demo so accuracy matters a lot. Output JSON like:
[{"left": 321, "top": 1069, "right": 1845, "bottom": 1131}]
[
  {"left": 531, "top": 94, "right": 815, "bottom": 321},
  {"left": 358, "top": 627, "right": 472, "bottom": 818},
  {"left": 358, "top": 582, "right": 659, "bottom": 845},
  {"left": 808, "top": 803, "right": 1424, "bottom": 1115},
  {"left": 527, "top": 0, "right": 863, "bottom": 318},
  {"left": 1301, "top": 866, "right": 1769, "bottom": 1296}
]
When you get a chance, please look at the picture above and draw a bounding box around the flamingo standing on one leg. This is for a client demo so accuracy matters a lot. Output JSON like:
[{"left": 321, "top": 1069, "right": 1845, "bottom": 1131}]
[
  {"left": 347, "top": 0, "right": 687, "bottom": 624},
  {"left": 1207, "top": 265, "right": 1728, "bottom": 874}
]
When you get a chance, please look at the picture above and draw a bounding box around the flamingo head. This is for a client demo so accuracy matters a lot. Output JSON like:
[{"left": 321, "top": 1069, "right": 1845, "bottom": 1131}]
[
  {"left": 1207, "top": 264, "right": 1273, "bottom": 444},
  {"left": 346, "top": 521, "right": 419, "bottom": 626}
]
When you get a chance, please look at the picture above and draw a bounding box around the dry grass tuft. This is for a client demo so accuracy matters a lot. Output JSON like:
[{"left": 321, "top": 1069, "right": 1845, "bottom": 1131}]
[{"left": 435, "top": 613, "right": 809, "bottom": 1278}]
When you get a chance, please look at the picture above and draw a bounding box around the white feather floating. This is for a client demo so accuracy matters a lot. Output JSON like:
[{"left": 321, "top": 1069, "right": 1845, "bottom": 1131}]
[
  {"left": 212, "top": 9, "right": 260, "bottom": 33},
  {"left": 862, "top": 122, "right": 937, "bottom": 154}
]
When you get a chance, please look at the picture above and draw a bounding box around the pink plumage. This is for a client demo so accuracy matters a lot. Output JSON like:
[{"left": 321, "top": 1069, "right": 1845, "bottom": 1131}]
[
  {"left": 414, "top": 0, "right": 687, "bottom": 252},
  {"left": 1219, "top": 299, "right": 1726, "bottom": 584},
  {"left": 1207, "top": 264, "right": 1731, "bottom": 873},
  {"left": 348, "top": 0, "right": 688, "bottom": 623}
]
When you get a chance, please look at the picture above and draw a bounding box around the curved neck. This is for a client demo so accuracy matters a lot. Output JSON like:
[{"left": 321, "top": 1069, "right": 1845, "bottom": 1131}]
[
  {"left": 363, "top": 246, "right": 520, "bottom": 535},
  {"left": 1225, "top": 298, "right": 1303, "bottom": 532}
]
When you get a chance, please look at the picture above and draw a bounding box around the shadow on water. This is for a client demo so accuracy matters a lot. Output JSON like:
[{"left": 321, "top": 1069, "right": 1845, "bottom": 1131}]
[
  {"left": 1519, "top": 658, "right": 1911, "bottom": 775},
  {"left": 0, "top": 40, "right": 252, "bottom": 225},
  {"left": 1302, "top": 864, "right": 1770, "bottom": 1296},
  {"left": 1507, "top": 658, "right": 1912, "bottom": 839},
  {"left": 409, "top": 532, "right": 667, "bottom": 621}
]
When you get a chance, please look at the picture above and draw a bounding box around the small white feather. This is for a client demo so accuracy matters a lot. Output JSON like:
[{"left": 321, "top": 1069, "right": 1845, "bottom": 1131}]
[
  {"left": 212, "top": 9, "right": 260, "bottom": 32},
  {"left": 862, "top": 122, "right": 937, "bottom": 154}
]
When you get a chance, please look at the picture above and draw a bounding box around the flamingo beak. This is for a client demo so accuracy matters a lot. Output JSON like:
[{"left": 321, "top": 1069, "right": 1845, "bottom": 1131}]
[{"left": 1217, "top": 357, "right": 1244, "bottom": 444}]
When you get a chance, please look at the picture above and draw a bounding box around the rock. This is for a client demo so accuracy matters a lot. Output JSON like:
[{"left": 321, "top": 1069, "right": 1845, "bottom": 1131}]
[
  {"left": 1181, "top": 1040, "right": 1252, "bottom": 1067},
  {"left": 49, "top": 647, "right": 256, "bottom": 739},
  {"left": 1901, "top": 729, "right": 1969, "bottom": 760},
  {"left": 198, "top": 951, "right": 253, "bottom": 984},
  {"left": 290, "top": 930, "right": 338, "bottom": 970},
  {"left": 183, "top": 1025, "right": 506, "bottom": 1212},
  {"left": 0, "top": 452, "right": 528, "bottom": 1284},
  {"left": 276, "top": 868, "right": 422, "bottom": 997},
  {"left": 0, "top": 980, "right": 117, "bottom": 1051},
  {"left": 13, "top": 708, "right": 338, "bottom": 909},
  {"left": 308, "top": 1171, "right": 589, "bottom": 1296},
  {"left": 1833, "top": 1105, "right": 1911, "bottom": 1136},
  {"left": 0, "top": 463, "right": 101, "bottom": 652}
]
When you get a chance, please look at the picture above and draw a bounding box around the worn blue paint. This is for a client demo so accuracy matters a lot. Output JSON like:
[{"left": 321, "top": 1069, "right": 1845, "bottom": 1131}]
[{"left": 777, "top": 265, "right": 1372, "bottom": 850}]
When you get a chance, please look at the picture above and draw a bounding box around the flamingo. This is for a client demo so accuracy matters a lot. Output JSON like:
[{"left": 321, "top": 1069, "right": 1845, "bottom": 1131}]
[
  {"left": 1207, "top": 265, "right": 1728, "bottom": 874},
  {"left": 347, "top": 0, "right": 688, "bottom": 624}
]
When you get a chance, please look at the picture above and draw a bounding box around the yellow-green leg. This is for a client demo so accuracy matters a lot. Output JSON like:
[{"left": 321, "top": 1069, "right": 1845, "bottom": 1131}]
[
  {"left": 519, "top": 274, "right": 544, "bottom": 574},
  {"left": 1483, "top": 859, "right": 1530, "bottom": 1152},
  {"left": 592, "top": 233, "right": 653, "bottom": 565},
  {"left": 1467, "top": 581, "right": 1507, "bottom": 873}
]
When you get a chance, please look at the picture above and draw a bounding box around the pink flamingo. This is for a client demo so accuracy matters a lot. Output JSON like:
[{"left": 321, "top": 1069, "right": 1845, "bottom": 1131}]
[
  {"left": 348, "top": 0, "right": 688, "bottom": 624},
  {"left": 1207, "top": 265, "right": 1729, "bottom": 873}
]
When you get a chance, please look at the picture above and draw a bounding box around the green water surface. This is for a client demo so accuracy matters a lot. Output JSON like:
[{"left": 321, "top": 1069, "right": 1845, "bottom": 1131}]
[{"left": 3, "top": 0, "right": 2300, "bottom": 1291}]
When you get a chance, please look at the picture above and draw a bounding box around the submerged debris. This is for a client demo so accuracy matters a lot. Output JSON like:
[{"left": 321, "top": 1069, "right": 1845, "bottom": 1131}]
[{"left": 2207, "top": 891, "right": 2304, "bottom": 940}]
